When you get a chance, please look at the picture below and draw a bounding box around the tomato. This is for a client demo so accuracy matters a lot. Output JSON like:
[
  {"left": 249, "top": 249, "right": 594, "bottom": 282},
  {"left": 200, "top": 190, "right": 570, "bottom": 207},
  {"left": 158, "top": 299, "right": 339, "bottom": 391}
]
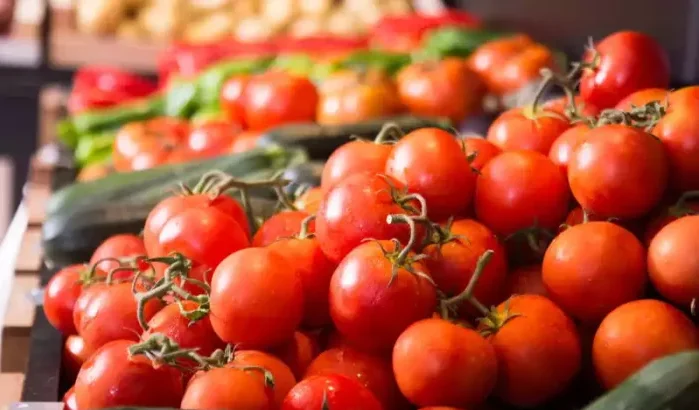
[
  {"left": 144, "top": 194, "right": 249, "bottom": 258},
  {"left": 593, "top": 299, "right": 699, "bottom": 389},
  {"left": 424, "top": 219, "right": 507, "bottom": 315},
  {"left": 187, "top": 121, "right": 241, "bottom": 160},
  {"left": 180, "top": 366, "right": 274, "bottom": 409},
  {"left": 210, "top": 247, "right": 304, "bottom": 349},
  {"left": 475, "top": 150, "right": 570, "bottom": 236},
  {"left": 316, "top": 173, "right": 420, "bottom": 264},
  {"left": 268, "top": 235, "right": 336, "bottom": 328},
  {"left": 543, "top": 95, "right": 600, "bottom": 118},
  {"left": 463, "top": 137, "right": 502, "bottom": 172},
  {"left": 468, "top": 34, "right": 534, "bottom": 92},
  {"left": 505, "top": 265, "right": 547, "bottom": 297},
  {"left": 112, "top": 117, "right": 192, "bottom": 172},
  {"left": 486, "top": 106, "right": 570, "bottom": 154},
  {"left": 548, "top": 123, "right": 592, "bottom": 174},
  {"left": 232, "top": 350, "right": 297, "bottom": 408},
  {"left": 75, "top": 340, "right": 184, "bottom": 408},
  {"left": 220, "top": 75, "right": 250, "bottom": 125},
  {"left": 282, "top": 374, "right": 383, "bottom": 410},
  {"left": 393, "top": 318, "right": 497, "bottom": 407},
  {"left": 78, "top": 283, "right": 163, "bottom": 351},
  {"left": 580, "top": 31, "right": 670, "bottom": 109},
  {"left": 563, "top": 206, "right": 606, "bottom": 229},
  {"left": 318, "top": 69, "right": 403, "bottom": 125},
  {"left": 396, "top": 58, "right": 485, "bottom": 124},
  {"left": 614, "top": 87, "right": 669, "bottom": 111},
  {"left": 63, "top": 386, "right": 77, "bottom": 410},
  {"left": 569, "top": 124, "right": 668, "bottom": 219},
  {"left": 652, "top": 105, "right": 699, "bottom": 191},
  {"left": 542, "top": 222, "right": 646, "bottom": 323},
  {"left": 271, "top": 331, "right": 320, "bottom": 380},
  {"left": 294, "top": 187, "right": 323, "bottom": 214},
  {"left": 330, "top": 240, "right": 437, "bottom": 352},
  {"left": 321, "top": 139, "right": 393, "bottom": 191},
  {"left": 229, "top": 130, "right": 262, "bottom": 154},
  {"left": 243, "top": 70, "right": 319, "bottom": 131},
  {"left": 644, "top": 196, "right": 699, "bottom": 244},
  {"left": 478, "top": 295, "right": 581, "bottom": 407},
  {"left": 44, "top": 264, "right": 85, "bottom": 335},
  {"left": 63, "top": 335, "right": 93, "bottom": 380},
  {"left": 305, "top": 347, "right": 406, "bottom": 410},
  {"left": 668, "top": 85, "right": 699, "bottom": 109},
  {"left": 647, "top": 215, "right": 699, "bottom": 306},
  {"left": 385, "top": 128, "right": 476, "bottom": 220},
  {"left": 89, "top": 234, "right": 146, "bottom": 272},
  {"left": 252, "top": 210, "right": 314, "bottom": 247},
  {"left": 72, "top": 282, "right": 107, "bottom": 333}
]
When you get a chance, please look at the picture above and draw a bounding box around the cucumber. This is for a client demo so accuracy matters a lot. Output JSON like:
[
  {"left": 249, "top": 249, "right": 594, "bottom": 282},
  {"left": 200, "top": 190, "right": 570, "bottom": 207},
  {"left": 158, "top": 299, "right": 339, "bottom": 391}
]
[{"left": 583, "top": 350, "right": 699, "bottom": 410}]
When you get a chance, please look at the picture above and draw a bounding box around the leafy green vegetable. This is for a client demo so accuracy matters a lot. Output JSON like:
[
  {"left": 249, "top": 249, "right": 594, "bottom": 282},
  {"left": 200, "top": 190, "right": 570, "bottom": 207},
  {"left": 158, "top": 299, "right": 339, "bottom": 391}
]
[{"left": 421, "top": 27, "right": 506, "bottom": 59}]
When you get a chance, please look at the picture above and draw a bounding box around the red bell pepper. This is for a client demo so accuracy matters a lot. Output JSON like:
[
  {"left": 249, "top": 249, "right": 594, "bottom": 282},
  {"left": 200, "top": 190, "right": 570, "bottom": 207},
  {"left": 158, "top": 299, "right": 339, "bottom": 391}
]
[{"left": 69, "top": 66, "right": 158, "bottom": 114}]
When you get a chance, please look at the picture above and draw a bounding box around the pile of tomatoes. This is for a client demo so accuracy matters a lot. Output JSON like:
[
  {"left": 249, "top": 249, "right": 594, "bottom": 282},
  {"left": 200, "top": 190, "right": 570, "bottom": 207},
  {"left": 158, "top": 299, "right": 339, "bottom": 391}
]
[{"left": 44, "top": 29, "right": 699, "bottom": 410}]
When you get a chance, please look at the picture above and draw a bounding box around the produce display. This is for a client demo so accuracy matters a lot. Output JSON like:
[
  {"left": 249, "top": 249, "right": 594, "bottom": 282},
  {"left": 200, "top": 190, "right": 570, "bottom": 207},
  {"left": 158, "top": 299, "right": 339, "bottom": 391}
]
[{"left": 39, "top": 25, "right": 699, "bottom": 410}]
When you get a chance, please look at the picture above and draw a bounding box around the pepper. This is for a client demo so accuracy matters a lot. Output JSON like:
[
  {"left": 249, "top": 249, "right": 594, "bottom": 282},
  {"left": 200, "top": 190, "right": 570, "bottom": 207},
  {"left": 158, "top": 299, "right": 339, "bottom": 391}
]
[
  {"left": 420, "top": 27, "right": 506, "bottom": 59},
  {"left": 69, "top": 66, "right": 158, "bottom": 115},
  {"left": 337, "top": 50, "right": 412, "bottom": 77},
  {"left": 74, "top": 132, "right": 116, "bottom": 167}
]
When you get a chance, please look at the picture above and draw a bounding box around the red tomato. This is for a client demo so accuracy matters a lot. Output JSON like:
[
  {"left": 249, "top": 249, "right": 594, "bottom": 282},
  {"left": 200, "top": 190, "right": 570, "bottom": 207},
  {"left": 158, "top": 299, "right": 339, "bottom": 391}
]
[
  {"left": 563, "top": 206, "right": 606, "bottom": 229},
  {"left": 187, "top": 121, "right": 241, "bottom": 159},
  {"left": 463, "top": 137, "right": 502, "bottom": 171},
  {"left": 268, "top": 235, "right": 336, "bottom": 327},
  {"left": 112, "top": 117, "right": 192, "bottom": 172},
  {"left": 478, "top": 295, "right": 581, "bottom": 407},
  {"left": 294, "top": 187, "right": 323, "bottom": 214},
  {"left": 396, "top": 58, "right": 485, "bottom": 124},
  {"left": 252, "top": 210, "right": 314, "bottom": 247},
  {"left": 282, "top": 374, "right": 383, "bottom": 410},
  {"left": 78, "top": 283, "right": 163, "bottom": 351},
  {"left": 548, "top": 123, "right": 592, "bottom": 174},
  {"left": 648, "top": 215, "right": 699, "bottom": 306},
  {"left": 209, "top": 247, "right": 304, "bottom": 349},
  {"left": 543, "top": 95, "right": 600, "bottom": 118},
  {"left": 580, "top": 31, "right": 670, "bottom": 109},
  {"left": 505, "top": 265, "right": 547, "bottom": 297},
  {"left": 271, "top": 331, "right": 320, "bottom": 380},
  {"left": 330, "top": 240, "right": 437, "bottom": 352},
  {"left": 593, "top": 299, "right": 699, "bottom": 389},
  {"left": 72, "top": 283, "right": 107, "bottom": 333},
  {"left": 475, "top": 150, "right": 570, "bottom": 236},
  {"left": 229, "top": 130, "right": 263, "bottom": 154},
  {"left": 305, "top": 347, "right": 406, "bottom": 410},
  {"left": 232, "top": 350, "right": 297, "bottom": 408},
  {"left": 669, "top": 85, "right": 699, "bottom": 109},
  {"left": 614, "top": 87, "right": 669, "bottom": 111},
  {"left": 652, "top": 105, "right": 699, "bottom": 191},
  {"left": 75, "top": 340, "right": 184, "bottom": 408},
  {"left": 63, "top": 335, "right": 93, "bottom": 380},
  {"left": 394, "top": 318, "right": 497, "bottom": 408},
  {"left": 644, "top": 197, "right": 699, "bottom": 245},
  {"left": 424, "top": 219, "right": 507, "bottom": 315},
  {"left": 486, "top": 107, "right": 570, "bottom": 154},
  {"left": 316, "top": 173, "right": 420, "bottom": 264},
  {"left": 181, "top": 366, "right": 274, "bottom": 409},
  {"left": 44, "top": 264, "right": 85, "bottom": 335},
  {"left": 542, "top": 222, "right": 646, "bottom": 323},
  {"left": 89, "top": 234, "right": 146, "bottom": 273},
  {"left": 385, "top": 128, "right": 476, "bottom": 220},
  {"left": 63, "top": 386, "right": 77, "bottom": 410},
  {"left": 321, "top": 140, "right": 393, "bottom": 191},
  {"left": 243, "top": 70, "right": 319, "bottom": 131},
  {"left": 569, "top": 124, "right": 668, "bottom": 219},
  {"left": 220, "top": 75, "right": 250, "bottom": 125}
]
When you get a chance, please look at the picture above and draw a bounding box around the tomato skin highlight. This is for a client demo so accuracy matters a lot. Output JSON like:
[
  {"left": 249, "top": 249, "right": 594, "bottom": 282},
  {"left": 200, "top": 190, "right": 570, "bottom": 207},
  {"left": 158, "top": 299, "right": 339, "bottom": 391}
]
[
  {"left": 252, "top": 211, "right": 314, "bottom": 247},
  {"left": 486, "top": 107, "right": 570, "bottom": 155},
  {"left": 568, "top": 124, "right": 668, "bottom": 219},
  {"left": 385, "top": 128, "right": 477, "bottom": 220},
  {"left": 180, "top": 366, "right": 275, "bottom": 409},
  {"left": 320, "top": 140, "right": 392, "bottom": 192},
  {"left": 393, "top": 318, "right": 498, "bottom": 408},
  {"left": 186, "top": 121, "right": 241, "bottom": 160},
  {"left": 548, "top": 123, "right": 591, "bottom": 175},
  {"left": 294, "top": 187, "right": 323, "bottom": 214},
  {"left": 281, "top": 374, "right": 384, "bottom": 410},
  {"left": 72, "top": 282, "right": 107, "bottom": 334},
  {"left": 542, "top": 221, "right": 647, "bottom": 323},
  {"left": 89, "top": 234, "right": 146, "bottom": 272},
  {"left": 44, "top": 264, "right": 85, "bottom": 335},
  {"left": 63, "top": 335, "right": 93, "bottom": 381},
  {"left": 74, "top": 340, "right": 184, "bottom": 409},
  {"left": 220, "top": 75, "right": 250, "bottom": 126},
  {"left": 63, "top": 386, "right": 77, "bottom": 410},
  {"left": 209, "top": 247, "right": 304, "bottom": 349},
  {"left": 592, "top": 299, "right": 699, "bottom": 390}
]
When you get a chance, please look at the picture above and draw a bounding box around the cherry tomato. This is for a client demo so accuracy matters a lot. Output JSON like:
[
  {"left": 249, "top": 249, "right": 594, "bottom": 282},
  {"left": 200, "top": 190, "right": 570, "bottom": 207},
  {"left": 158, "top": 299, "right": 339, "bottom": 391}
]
[
  {"left": 89, "top": 234, "right": 146, "bottom": 273},
  {"left": 112, "top": 117, "right": 192, "bottom": 172},
  {"left": 271, "top": 331, "right": 320, "bottom": 380},
  {"left": 563, "top": 206, "right": 606, "bottom": 229},
  {"left": 210, "top": 247, "right": 304, "bottom": 349},
  {"left": 668, "top": 85, "right": 699, "bottom": 109},
  {"left": 386, "top": 128, "right": 476, "bottom": 220},
  {"left": 220, "top": 75, "right": 250, "bottom": 125},
  {"left": 468, "top": 34, "right": 534, "bottom": 92},
  {"left": 463, "top": 137, "right": 502, "bottom": 172},
  {"left": 505, "top": 265, "right": 547, "bottom": 297},
  {"left": 316, "top": 173, "right": 420, "bottom": 264},
  {"left": 180, "top": 366, "right": 274, "bottom": 409},
  {"left": 580, "top": 31, "right": 670, "bottom": 109},
  {"left": 644, "top": 196, "right": 699, "bottom": 245},
  {"left": 330, "top": 240, "right": 437, "bottom": 352},
  {"left": 543, "top": 95, "right": 600, "bottom": 118},
  {"left": 305, "top": 347, "right": 406, "bottom": 410},
  {"left": 187, "top": 121, "right": 241, "bottom": 160},
  {"left": 294, "top": 187, "right": 323, "bottom": 214},
  {"left": 393, "top": 318, "right": 497, "bottom": 407},
  {"left": 593, "top": 299, "right": 699, "bottom": 389},
  {"left": 252, "top": 211, "right": 314, "bottom": 247},
  {"left": 63, "top": 386, "right": 77, "bottom": 410},
  {"left": 44, "top": 264, "right": 85, "bottom": 335},
  {"left": 486, "top": 106, "right": 570, "bottom": 154},
  {"left": 78, "top": 283, "right": 163, "bottom": 351},
  {"left": 75, "top": 340, "right": 184, "bottom": 408},
  {"left": 243, "top": 70, "right": 319, "bottom": 131},
  {"left": 548, "top": 123, "right": 592, "bottom": 174},
  {"left": 568, "top": 124, "right": 668, "bottom": 219},
  {"left": 542, "top": 222, "right": 646, "bottom": 323},
  {"left": 397, "top": 58, "right": 485, "bottom": 124},
  {"left": 614, "top": 87, "right": 669, "bottom": 111},
  {"left": 424, "top": 219, "right": 507, "bottom": 315},
  {"left": 268, "top": 235, "right": 336, "bottom": 328},
  {"left": 282, "top": 374, "right": 383, "bottom": 410},
  {"left": 72, "top": 282, "right": 107, "bottom": 333},
  {"left": 63, "top": 335, "right": 93, "bottom": 380},
  {"left": 229, "top": 130, "right": 262, "bottom": 154},
  {"left": 232, "top": 350, "right": 297, "bottom": 408},
  {"left": 321, "top": 139, "right": 393, "bottom": 191},
  {"left": 478, "top": 295, "right": 581, "bottom": 407},
  {"left": 475, "top": 150, "right": 570, "bottom": 236},
  {"left": 652, "top": 105, "right": 699, "bottom": 191}
]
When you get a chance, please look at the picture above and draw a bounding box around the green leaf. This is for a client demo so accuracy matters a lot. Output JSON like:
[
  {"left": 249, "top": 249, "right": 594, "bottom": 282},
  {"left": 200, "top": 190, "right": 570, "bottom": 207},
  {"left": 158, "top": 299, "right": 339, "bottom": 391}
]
[
  {"left": 420, "top": 27, "right": 506, "bottom": 59},
  {"left": 271, "top": 54, "right": 316, "bottom": 77},
  {"left": 74, "top": 132, "right": 116, "bottom": 166},
  {"left": 338, "top": 50, "right": 412, "bottom": 76},
  {"left": 195, "top": 57, "right": 274, "bottom": 109},
  {"left": 164, "top": 78, "right": 199, "bottom": 118}
]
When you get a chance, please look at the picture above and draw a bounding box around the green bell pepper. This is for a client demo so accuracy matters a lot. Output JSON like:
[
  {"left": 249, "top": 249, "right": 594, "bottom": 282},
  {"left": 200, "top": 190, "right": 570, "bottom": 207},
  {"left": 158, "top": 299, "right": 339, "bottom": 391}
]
[{"left": 420, "top": 27, "right": 506, "bottom": 59}]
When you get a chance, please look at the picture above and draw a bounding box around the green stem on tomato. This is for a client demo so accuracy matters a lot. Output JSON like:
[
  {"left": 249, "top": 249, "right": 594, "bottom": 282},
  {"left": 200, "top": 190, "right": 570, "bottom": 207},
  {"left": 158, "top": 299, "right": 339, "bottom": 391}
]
[
  {"left": 373, "top": 122, "right": 405, "bottom": 144},
  {"left": 441, "top": 250, "right": 494, "bottom": 317}
]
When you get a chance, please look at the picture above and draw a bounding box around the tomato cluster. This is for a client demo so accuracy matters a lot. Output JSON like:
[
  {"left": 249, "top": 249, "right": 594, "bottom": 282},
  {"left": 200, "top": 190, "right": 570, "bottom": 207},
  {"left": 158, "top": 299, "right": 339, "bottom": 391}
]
[{"left": 44, "top": 29, "right": 699, "bottom": 410}]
